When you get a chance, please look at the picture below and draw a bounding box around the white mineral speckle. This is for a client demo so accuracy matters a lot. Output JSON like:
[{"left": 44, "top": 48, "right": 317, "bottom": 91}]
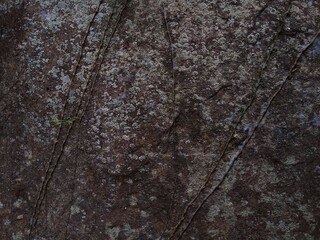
[
  {"left": 70, "top": 205, "right": 81, "bottom": 215},
  {"left": 140, "top": 210, "right": 149, "bottom": 218},
  {"left": 283, "top": 156, "right": 300, "bottom": 165},
  {"left": 105, "top": 223, "right": 120, "bottom": 239},
  {"left": 129, "top": 196, "right": 138, "bottom": 206},
  {"left": 4, "top": 218, "right": 11, "bottom": 226},
  {"left": 12, "top": 231, "right": 23, "bottom": 240},
  {"left": 206, "top": 205, "right": 221, "bottom": 222},
  {"left": 122, "top": 135, "right": 130, "bottom": 141},
  {"left": 13, "top": 199, "right": 23, "bottom": 208}
]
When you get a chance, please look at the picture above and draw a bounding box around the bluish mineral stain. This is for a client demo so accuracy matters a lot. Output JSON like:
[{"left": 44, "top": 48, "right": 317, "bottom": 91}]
[
  {"left": 308, "top": 36, "right": 320, "bottom": 59},
  {"left": 144, "top": 101, "right": 156, "bottom": 110},
  {"left": 310, "top": 112, "right": 319, "bottom": 127}
]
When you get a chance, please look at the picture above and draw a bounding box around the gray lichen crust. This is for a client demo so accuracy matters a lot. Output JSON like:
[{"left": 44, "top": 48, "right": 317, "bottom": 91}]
[{"left": 1, "top": 0, "right": 320, "bottom": 239}]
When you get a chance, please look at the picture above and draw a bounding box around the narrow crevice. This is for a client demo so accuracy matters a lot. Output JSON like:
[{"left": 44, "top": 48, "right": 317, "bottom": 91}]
[
  {"left": 168, "top": 1, "right": 295, "bottom": 238},
  {"left": 27, "top": 1, "right": 130, "bottom": 238}
]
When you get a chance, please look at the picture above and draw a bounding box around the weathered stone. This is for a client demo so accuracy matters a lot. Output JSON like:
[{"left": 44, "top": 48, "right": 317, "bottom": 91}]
[{"left": 1, "top": 0, "right": 319, "bottom": 239}]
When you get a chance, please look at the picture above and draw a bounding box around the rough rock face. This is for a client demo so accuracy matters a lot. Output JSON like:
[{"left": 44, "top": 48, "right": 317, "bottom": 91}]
[{"left": 1, "top": 0, "right": 320, "bottom": 239}]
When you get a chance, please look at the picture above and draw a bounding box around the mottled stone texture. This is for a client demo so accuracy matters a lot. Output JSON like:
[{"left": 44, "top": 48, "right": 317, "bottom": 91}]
[{"left": 1, "top": 0, "right": 320, "bottom": 239}]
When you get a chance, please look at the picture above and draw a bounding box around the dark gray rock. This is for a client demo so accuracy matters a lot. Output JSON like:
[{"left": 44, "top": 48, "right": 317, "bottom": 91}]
[{"left": 1, "top": 0, "right": 319, "bottom": 239}]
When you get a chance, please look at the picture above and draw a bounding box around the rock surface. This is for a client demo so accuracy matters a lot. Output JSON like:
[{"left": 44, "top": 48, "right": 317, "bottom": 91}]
[{"left": 1, "top": 0, "right": 320, "bottom": 239}]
